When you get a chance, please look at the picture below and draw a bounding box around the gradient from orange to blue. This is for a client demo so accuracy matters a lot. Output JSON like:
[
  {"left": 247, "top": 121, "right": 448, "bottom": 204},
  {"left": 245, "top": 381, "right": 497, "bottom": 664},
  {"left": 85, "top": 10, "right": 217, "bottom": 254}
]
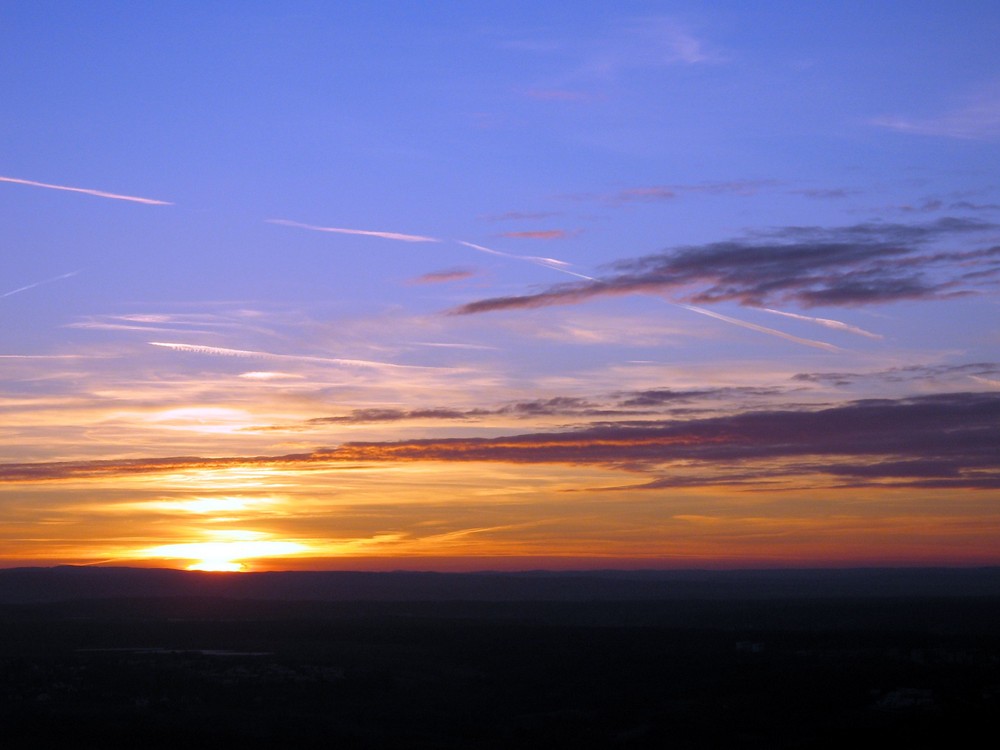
[{"left": 2, "top": 2, "right": 999, "bottom": 572}]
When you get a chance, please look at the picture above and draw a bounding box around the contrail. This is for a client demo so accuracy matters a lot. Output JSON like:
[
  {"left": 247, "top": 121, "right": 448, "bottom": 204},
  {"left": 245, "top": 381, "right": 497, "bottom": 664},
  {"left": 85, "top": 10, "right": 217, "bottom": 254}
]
[
  {"left": 456, "top": 241, "right": 595, "bottom": 280},
  {"left": 759, "top": 307, "right": 882, "bottom": 339},
  {"left": 458, "top": 243, "right": 841, "bottom": 351},
  {"left": 267, "top": 217, "right": 593, "bottom": 277},
  {"left": 2, "top": 270, "right": 80, "bottom": 299},
  {"left": 148, "top": 341, "right": 455, "bottom": 371},
  {"left": 266, "top": 219, "right": 440, "bottom": 243},
  {"left": 456, "top": 243, "right": 840, "bottom": 351},
  {"left": 677, "top": 303, "right": 842, "bottom": 352},
  {"left": 457, "top": 240, "right": 844, "bottom": 352},
  {"left": 267, "top": 217, "right": 840, "bottom": 352},
  {"left": 0, "top": 175, "right": 172, "bottom": 205}
]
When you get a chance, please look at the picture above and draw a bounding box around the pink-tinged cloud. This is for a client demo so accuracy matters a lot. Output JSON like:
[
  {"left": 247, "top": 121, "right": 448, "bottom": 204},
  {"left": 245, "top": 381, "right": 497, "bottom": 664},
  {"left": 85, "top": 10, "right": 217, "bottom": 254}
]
[
  {"left": 267, "top": 218, "right": 440, "bottom": 243},
  {"left": 0, "top": 176, "right": 172, "bottom": 205},
  {"left": 500, "top": 230, "right": 576, "bottom": 240},
  {"left": 407, "top": 268, "right": 476, "bottom": 285}
]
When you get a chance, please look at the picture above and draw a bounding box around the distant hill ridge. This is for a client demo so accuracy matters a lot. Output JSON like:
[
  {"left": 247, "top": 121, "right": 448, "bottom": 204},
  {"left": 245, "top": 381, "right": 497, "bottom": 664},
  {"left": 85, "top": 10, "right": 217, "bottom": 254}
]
[{"left": 0, "top": 566, "right": 999, "bottom": 604}]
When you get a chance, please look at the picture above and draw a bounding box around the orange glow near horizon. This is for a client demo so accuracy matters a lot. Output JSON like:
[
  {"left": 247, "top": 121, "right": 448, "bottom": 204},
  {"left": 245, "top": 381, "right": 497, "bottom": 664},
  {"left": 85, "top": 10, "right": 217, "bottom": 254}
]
[{"left": 2, "top": 434, "right": 1000, "bottom": 571}]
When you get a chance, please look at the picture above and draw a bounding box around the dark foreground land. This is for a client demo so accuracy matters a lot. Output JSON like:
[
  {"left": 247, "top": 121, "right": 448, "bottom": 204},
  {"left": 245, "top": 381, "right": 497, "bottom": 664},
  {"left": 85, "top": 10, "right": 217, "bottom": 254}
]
[{"left": 1, "top": 567, "right": 998, "bottom": 748}]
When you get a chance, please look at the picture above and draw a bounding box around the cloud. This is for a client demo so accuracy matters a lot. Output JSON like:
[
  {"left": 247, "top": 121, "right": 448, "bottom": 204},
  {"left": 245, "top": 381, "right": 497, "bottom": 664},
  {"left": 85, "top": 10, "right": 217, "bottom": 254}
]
[
  {"left": 449, "top": 217, "right": 1000, "bottom": 314},
  {"left": 611, "top": 186, "right": 677, "bottom": 203},
  {"left": 409, "top": 341, "right": 498, "bottom": 351},
  {"left": 0, "top": 175, "right": 172, "bottom": 205},
  {"left": 305, "top": 397, "right": 615, "bottom": 426},
  {"left": 148, "top": 341, "right": 454, "bottom": 372},
  {"left": 950, "top": 200, "right": 1000, "bottom": 213},
  {"left": 793, "top": 362, "right": 1000, "bottom": 388},
  {"left": 407, "top": 268, "right": 476, "bottom": 284},
  {"left": 595, "top": 18, "right": 725, "bottom": 73},
  {"left": 267, "top": 218, "right": 440, "bottom": 243},
  {"left": 479, "top": 211, "right": 562, "bottom": 222},
  {"left": 791, "top": 188, "right": 861, "bottom": 200},
  {"left": 267, "top": 387, "right": 787, "bottom": 432},
  {"left": 616, "top": 386, "right": 780, "bottom": 408},
  {"left": 2, "top": 270, "right": 79, "bottom": 299},
  {"left": 0, "top": 354, "right": 97, "bottom": 360},
  {"left": 605, "top": 180, "right": 776, "bottom": 205},
  {"left": 3, "top": 392, "right": 996, "bottom": 490},
  {"left": 500, "top": 230, "right": 576, "bottom": 240},
  {"left": 872, "top": 85, "right": 1000, "bottom": 140},
  {"left": 308, "top": 408, "right": 486, "bottom": 425},
  {"left": 237, "top": 371, "right": 302, "bottom": 380}
]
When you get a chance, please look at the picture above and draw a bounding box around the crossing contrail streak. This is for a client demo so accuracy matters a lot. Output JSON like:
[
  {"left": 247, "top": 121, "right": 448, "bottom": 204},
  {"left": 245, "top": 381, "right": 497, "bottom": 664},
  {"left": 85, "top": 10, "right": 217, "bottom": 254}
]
[
  {"left": 266, "top": 219, "right": 440, "bottom": 243},
  {"left": 677, "top": 303, "right": 842, "bottom": 352},
  {"left": 759, "top": 307, "right": 882, "bottom": 339},
  {"left": 0, "top": 175, "right": 172, "bottom": 205},
  {"left": 268, "top": 216, "right": 839, "bottom": 351},
  {"left": 456, "top": 240, "right": 595, "bottom": 280}
]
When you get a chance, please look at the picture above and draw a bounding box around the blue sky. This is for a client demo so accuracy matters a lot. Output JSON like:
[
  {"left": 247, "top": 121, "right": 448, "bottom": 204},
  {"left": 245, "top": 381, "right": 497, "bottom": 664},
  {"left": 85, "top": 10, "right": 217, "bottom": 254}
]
[{"left": 2, "top": 2, "right": 999, "bottom": 570}]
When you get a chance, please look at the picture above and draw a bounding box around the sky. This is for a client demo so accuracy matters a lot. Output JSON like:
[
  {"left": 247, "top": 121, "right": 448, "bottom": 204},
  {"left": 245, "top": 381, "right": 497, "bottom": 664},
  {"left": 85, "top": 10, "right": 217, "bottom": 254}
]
[{"left": 2, "top": 1, "right": 999, "bottom": 572}]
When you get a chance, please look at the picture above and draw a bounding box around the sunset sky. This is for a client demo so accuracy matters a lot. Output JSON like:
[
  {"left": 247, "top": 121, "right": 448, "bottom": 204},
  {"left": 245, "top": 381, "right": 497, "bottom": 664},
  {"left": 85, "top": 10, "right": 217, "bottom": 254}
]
[{"left": 2, "top": 2, "right": 999, "bottom": 571}]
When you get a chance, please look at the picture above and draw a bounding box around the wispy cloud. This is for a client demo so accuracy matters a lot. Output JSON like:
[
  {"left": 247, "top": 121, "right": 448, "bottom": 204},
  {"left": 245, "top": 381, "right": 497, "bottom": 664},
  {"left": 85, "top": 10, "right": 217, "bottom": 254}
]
[
  {"left": 148, "top": 341, "right": 453, "bottom": 372},
  {"left": 605, "top": 180, "right": 775, "bottom": 205},
  {"left": 2, "top": 270, "right": 79, "bottom": 299},
  {"left": 479, "top": 211, "right": 562, "bottom": 222},
  {"left": 873, "top": 85, "right": 1000, "bottom": 140},
  {"left": 501, "top": 230, "right": 577, "bottom": 240},
  {"left": 0, "top": 175, "right": 172, "bottom": 205},
  {"left": 407, "top": 268, "right": 475, "bottom": 285},
  {"left": 410, "top": 341, "right": 498, "bottom": 351},
  {"left": 0, "top": 354, "right": 96, "bottom": 360},
  {"left": 791, "top": 188, "right": 861, "bottom": 200},
  {"left": 267, "top": 218, "right": 440, "bottom": 243},
  {"left": 611, "top": 186, "right": 677, "bottom": 203},
  {"left": 237, "top": 371, "right": 302, "bottom": 380},
  {"left": 793, "top": 362, "right": 1000, "bottom": 388},
  {"left": 304, "top": 396, "right": 610, "bottom": 426},
  {"left": 590, "top": 18, "right": 725, "bottom": 75}
]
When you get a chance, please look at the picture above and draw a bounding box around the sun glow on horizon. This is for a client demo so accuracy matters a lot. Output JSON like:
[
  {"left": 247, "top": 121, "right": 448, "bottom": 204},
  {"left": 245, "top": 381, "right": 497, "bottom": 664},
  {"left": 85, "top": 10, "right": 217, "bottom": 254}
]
[{"left": 139, "top": 537, "right": 308, "bottom": 572}]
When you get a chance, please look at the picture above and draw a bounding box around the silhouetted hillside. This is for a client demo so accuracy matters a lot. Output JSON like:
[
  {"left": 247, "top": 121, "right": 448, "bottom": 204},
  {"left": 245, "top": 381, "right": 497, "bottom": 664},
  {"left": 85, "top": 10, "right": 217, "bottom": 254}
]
[{"left": 1, "top": 565, "right": 999, "bottom": 604}]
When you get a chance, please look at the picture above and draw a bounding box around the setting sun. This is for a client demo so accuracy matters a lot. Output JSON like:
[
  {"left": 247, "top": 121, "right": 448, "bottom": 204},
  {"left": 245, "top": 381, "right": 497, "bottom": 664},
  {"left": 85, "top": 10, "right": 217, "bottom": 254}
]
[{"left": 140, "top": 539, "right": 308, "bottom": 572}]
